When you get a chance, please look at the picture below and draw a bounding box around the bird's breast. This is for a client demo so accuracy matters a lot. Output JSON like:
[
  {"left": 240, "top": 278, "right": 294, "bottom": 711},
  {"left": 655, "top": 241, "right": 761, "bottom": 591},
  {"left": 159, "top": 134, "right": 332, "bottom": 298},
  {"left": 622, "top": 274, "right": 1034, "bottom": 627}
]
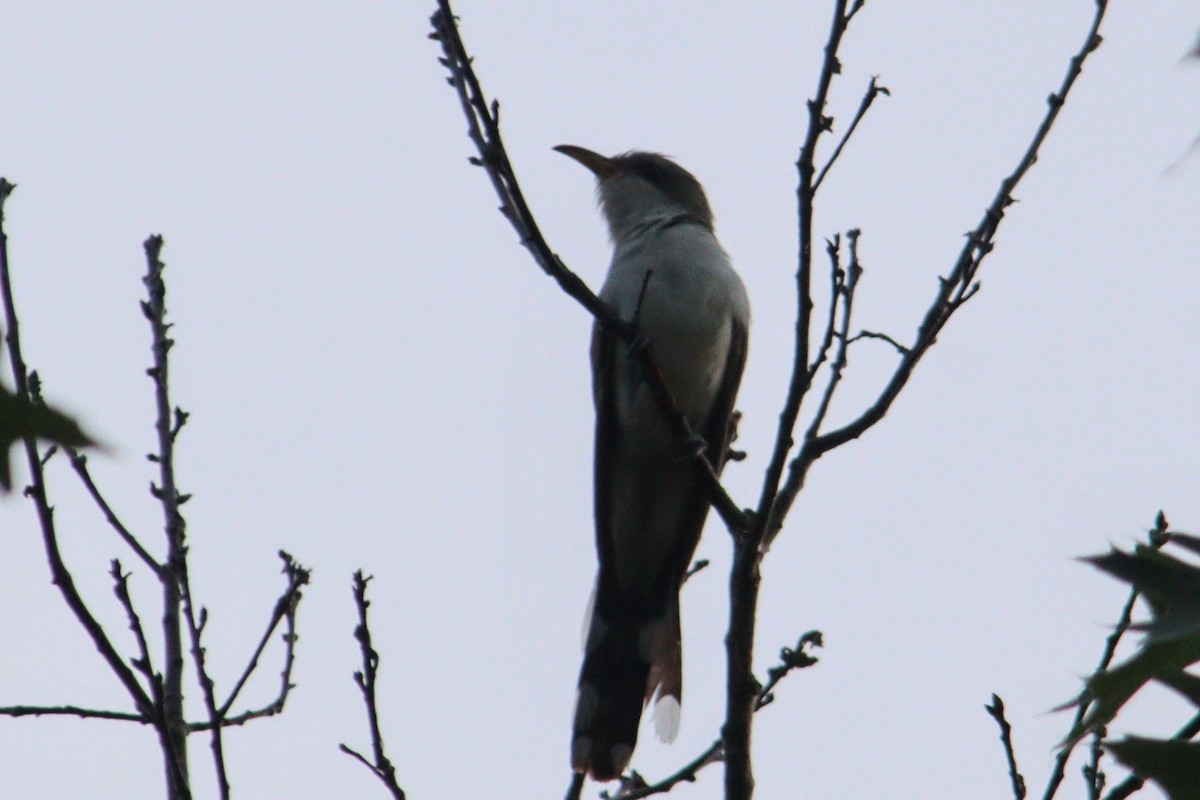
[{"left": 602, "top": 224, "right": 744, "bottom": 429}]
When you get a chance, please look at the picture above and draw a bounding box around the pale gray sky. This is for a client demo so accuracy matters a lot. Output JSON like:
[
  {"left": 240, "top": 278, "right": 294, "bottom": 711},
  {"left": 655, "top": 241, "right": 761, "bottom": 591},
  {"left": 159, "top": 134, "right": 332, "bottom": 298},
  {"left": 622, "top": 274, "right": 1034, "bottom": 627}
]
[{"left": 1, "top": 3, "right": 1198, "bottom": 799}]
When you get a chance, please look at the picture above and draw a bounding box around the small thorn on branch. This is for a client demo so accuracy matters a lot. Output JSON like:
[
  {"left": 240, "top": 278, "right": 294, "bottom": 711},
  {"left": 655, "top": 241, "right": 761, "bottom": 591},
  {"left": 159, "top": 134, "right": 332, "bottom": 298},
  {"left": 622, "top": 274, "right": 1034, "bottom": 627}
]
[
  {"left": 682, "top": 559, "right": 710, "bottom": 584},
  {"left": 171, "top": 408, "right": 189, "bottom": 438}
]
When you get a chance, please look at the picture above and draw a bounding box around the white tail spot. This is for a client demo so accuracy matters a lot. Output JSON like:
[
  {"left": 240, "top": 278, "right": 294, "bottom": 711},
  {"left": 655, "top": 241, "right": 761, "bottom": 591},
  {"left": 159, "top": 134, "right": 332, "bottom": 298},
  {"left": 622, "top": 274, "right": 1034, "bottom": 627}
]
[{"left": 652, "top": 695, "right": 681, "bottom": 743}]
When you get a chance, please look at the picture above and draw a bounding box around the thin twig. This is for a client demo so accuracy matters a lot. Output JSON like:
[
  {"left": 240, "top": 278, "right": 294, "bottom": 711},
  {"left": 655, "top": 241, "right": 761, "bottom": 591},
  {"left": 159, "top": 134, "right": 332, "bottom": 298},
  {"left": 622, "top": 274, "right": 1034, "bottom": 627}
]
[
  {"left": 181, "top": 575, "right": 229, "bottom": 800},
  {"left": 179, "top": 502, "right": 307, "bottom": 792},
  {"left": 70, "top": 450, "right": 163, "bottom": 574},
  {"left": 0, "top": 704, "right": 149, "bottom": 722},
  {"left": 805, "top": 235, "right": 845, "bottom": 384},
  {"left": 1043, "top": 590, "right": 1138, "bottom": 800},
  {"left": 846, "top": 329, "right": 909, "bottom": 355},
  {"left": 802, "top": 233, "right": 861, "bottom": 450},
  {"left": 110, "top": 559, "right": 158, "bottom": 686},
  {"left": 813, "top": 76, "right": 890, "bottom": 193},
  {"left": 985, "top": 694, "right": 1028, "bottom": 800},
  {"left": 215, "top": 551, "right": 309, "bottom": 720},
  {"left": 608, "top": 741, "right": 723, "bottom": 800},
  {"left": 192, "top": 554, "right": 306, "bottom": 733},
  {"left": 765, "top": 229, "right": 860, "bottom": 546},
  {"left": 340, "top": 571, "right": 407, "bottom": 800}
]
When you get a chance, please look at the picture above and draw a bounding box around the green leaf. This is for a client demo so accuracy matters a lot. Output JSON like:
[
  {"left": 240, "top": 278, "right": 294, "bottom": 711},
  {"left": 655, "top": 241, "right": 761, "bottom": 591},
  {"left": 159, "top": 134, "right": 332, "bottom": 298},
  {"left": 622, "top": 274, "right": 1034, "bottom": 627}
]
[
  {"left": 1107, "top": 736, "right": 1200, "bottom": 800},
  {"left": 1157, "top": 669, "right": 1200, "bottom": 708},
  {"left": 1062, "top": 637, "right": 1200, "bottom": 747},
  {"left": 0, "top": 381, "right": 93, "bottom": 491},
  {"left": 1061, "top": 543, "right": 1200, "bottom": 745},
  {"left": 1084, "top": 546, "right": 1200, "bottom": 644},
  {"left": 1168, "top": 532, "right": 1200, "bottom": 559}
]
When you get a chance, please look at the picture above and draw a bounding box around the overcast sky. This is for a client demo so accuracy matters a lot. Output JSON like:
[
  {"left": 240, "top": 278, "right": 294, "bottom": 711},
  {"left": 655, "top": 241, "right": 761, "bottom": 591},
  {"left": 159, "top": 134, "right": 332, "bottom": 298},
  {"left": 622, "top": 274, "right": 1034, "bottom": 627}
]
[{"left": 1, "top": 3, "right": 1198, "bottom": 799}]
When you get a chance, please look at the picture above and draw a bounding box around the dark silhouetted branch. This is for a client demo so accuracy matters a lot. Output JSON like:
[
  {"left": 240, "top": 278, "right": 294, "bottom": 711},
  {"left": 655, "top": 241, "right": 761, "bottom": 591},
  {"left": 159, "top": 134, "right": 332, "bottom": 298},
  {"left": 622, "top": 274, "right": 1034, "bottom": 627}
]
[
  {"left": 604, "top": 631, "right": 821, "bottom": 800},
  {"left": 70, "top": 450, "right": 162, "bottom": 574},
  {"left": 141, "top": 235, "right": 193, "bottom": 800},
  {"left": 986, "top": 694, "right": 1028, "bottom": 800},
  {"left": 0, "top": 704, "right": 148, "bottom": 722},
  {"left": 813, "top": 76, "right": 890, "bottom": 193},
  {"left": 207, "top": 551, "right": 309, "bottom": 724},
  {"left": 110, "top": 559, "right": 159, "bottom": 689},
  {"left": 340, "top": 571, "right": 408, "bottom": 800}
]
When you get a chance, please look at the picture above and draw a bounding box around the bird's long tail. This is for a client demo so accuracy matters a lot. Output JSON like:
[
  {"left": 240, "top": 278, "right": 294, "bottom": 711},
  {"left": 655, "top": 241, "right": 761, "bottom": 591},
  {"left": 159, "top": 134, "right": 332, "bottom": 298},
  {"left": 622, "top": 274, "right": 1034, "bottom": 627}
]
[{"left": 570, "top": 590, "right": 682, "bottom": 781}]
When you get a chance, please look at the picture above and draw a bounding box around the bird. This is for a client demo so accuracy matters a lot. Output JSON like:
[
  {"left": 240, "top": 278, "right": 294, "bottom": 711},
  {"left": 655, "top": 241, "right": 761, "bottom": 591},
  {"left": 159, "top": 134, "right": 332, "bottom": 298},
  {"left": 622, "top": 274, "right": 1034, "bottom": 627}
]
[{"left": 555, "top": 145, "right": 750, "bottom": 781}]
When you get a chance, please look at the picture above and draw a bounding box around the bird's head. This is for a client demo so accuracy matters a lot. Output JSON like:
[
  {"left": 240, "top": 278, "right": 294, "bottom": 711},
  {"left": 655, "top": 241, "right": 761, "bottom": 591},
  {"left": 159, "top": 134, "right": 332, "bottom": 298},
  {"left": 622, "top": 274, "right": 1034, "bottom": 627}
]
[{"left": 554, "top": 145, "right": 714, "bottom": 241}]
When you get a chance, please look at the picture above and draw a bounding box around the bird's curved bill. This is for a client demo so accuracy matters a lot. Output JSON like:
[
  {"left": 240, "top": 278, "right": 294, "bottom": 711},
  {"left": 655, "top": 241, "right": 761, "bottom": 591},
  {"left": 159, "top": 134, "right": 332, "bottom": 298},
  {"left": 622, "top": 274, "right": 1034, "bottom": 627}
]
[{"left": 553, "top": 144, "right": 618, "bottom": 179}]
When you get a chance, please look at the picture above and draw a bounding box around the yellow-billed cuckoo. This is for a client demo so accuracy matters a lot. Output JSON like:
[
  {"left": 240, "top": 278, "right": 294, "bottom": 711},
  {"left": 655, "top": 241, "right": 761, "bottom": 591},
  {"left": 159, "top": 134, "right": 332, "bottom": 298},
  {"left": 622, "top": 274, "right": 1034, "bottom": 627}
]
[{"left": 555, "top": 145, "right": 750, "bottom": 781}]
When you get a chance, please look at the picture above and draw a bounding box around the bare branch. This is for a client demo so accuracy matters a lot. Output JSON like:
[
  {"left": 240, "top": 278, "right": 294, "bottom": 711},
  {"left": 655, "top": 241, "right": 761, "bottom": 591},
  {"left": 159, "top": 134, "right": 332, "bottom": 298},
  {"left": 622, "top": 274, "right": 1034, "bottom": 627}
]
[
  {"left": 805, "top": 236, "right": 846, "bottom": 384},
  {"left": 611, "top": 631, "right": 820, "bottom": 799},
  {"left": 765, "top": 230, "right": 862, "bottom": 546},
  {"left": 340, "top": 571, "right": 407, "bottom": 800},
  {"left": 430, "top": 4, "right": 603, "bottom": 319},
  {"left": 177, "top": 554, "right": 309, "bottom": 737},
  {"left": 70, "top": 449, "right": 163, "bottom": 575},
  {"left": 803, "top": 232, "right": 862, "bottom": 446},
  {"left": 141, "top": 235, "right": 193, "bottom": 800},
  {"left": 846, "top": 329, "right": 909, "bottom": 355},
  {"left": 755, "top": 631, "right": 823, "bottom": 711},
  {"left": 214, "top": 551, "right": 309, "bottom": 720},
  {"left": 0, "top": 705, "right": 149, "bottom": 723},
  {"left": 813, "top": 76, "right": 890, "bottom": 193},
  {"left": 985, "top": 694, "right": 1028, "bottom": 800},
  {"left": 110, "top": 559, "right": 158, "bottom": 686},
  {"left": 181, "top": 580, "right": 229, "bottom": 799},
  {"left": 609, "top": 741, "right": 723, "bottom": 799}
]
